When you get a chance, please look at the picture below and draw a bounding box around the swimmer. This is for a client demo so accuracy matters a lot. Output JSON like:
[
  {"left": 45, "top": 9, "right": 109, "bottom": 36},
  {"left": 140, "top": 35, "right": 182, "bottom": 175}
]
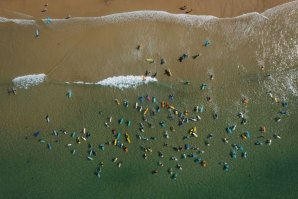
[
  {"left": 144, "top": 70, "right": 150, "bottom": 76},
  {"left": 158, "top": 161, "right": 164, "bottom": 167},
  {"left": 165, "top": 69, "right": 172, "bottom": 76},
  {"left": 206, "top": 96, "right": 211, "bottom": 102},
  {"left": 151, "top": 72, "right": 157, "bottom": 77},
  {"left": 242, "top": 98, "right": 249, "bottom": 104},
  {"left": 8, "top": 87, "right": 17, "bottom": 95},
  {"left": 192, "top": 54, "right": 200, "bottom": 59},
  {"left": 143, "top": 153, "right": 147, "bottom": 159},
  {"left": 65, "top": 14, "right": 71, "bottom": 19},
  {"left": 179, "top": 6, "right": 187, "bottom": 10},
  {"left": 222, "top": 137, "right": 229, "bottom": 143},
  {"left": 170, "top": 156, "right": 178, "bottom": 161},
  {"left": 152, "top": 170, "right": 158, "bottom": 174},
  {"left": 260, "top": 126, "right": 266, "bottom": 132},
  {"left": 158, "top": 151, "right": 164, "bottom": 158},
  {"left": 177, "top": 164, "right": 182, "bottom": 170},
  {"left": 213, "top": 112, "right": 219, "bottom": 119},
  {"left": 185, "top": 9, "right": 193, "bottom": 14}
]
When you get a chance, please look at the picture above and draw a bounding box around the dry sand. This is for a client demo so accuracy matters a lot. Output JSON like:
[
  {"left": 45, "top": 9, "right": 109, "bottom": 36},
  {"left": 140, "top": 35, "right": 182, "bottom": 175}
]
[{"left": 0, "top": 0, "right": 293, "bottom": 19}]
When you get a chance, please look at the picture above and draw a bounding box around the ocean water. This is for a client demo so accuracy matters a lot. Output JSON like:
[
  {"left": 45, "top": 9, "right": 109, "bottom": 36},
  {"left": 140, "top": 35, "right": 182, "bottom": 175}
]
[
  {"left": 0, "top": 1, "right": 298, "bottom": 199},
  {"left": 1, "top": 81, "right": 298, "bottom": 199}
]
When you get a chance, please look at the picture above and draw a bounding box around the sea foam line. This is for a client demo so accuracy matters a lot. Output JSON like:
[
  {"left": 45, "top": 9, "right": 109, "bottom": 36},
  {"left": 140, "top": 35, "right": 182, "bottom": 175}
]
[
  {"left": 41, "top": 10, "right": 217, "bottom": 27},
  {"left": 12, "top": 74, "right": 47, "bottom": 89},
  {"left": 1, "top": 1, "right": 297, "bottom": 26},
  {"left": 71, "top": 75, "right": 157, "bottom": 89},
  {"left": 262, "top": 0, "right": 298, "bottom": 17},
  {"left": 0, "top": 17, "right": 35, "bottom": 25},
  {"left": 0, "top": 11, "right": 217, "bottom": 26}
]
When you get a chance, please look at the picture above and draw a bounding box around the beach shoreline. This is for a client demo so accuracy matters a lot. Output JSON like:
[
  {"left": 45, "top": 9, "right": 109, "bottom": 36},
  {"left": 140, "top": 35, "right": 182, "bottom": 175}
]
[
  {"left": 0, "top": 0, "right": 293, "bottom": 19},
  {"left": 0, "top": 1, "right": 297, "bottom": 86}
]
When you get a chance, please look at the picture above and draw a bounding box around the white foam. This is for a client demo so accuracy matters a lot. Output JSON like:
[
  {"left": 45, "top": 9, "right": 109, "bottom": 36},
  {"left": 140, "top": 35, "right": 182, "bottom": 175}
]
[
  {"left": 262, "top": 68, "right": 298, "bottom": 98},
  {"left": 45, "top": 11, "right": 217, "bottom": 27},
  {"left": 0, "top": 1, "right": 296, "bottom": 26},
  {"left": 262, "top": 1, "right": 298, "bottom": 17},
  {"left": 227, "top": 12, "right": 269, "bottom": 20},
  {"left": 73, "top": 81, "right": 94, "bottom": 85},
  {"left": 97, "top": 11, "right": 217, "bottom": 26},
  {"left": 72, "top": 75, "right": 157, "bottom": 89},
  {"left": 73, "top": 81, "right": 85, "bottom": 84},
  {"left": 12, "top": 74, "right": 47, "bottom": 89},
  {"left": 0, "top": 17, "right": 35, "bottom": 25},
  {"left": 97, "top": 75, "right": 157, "bottom": 89}
]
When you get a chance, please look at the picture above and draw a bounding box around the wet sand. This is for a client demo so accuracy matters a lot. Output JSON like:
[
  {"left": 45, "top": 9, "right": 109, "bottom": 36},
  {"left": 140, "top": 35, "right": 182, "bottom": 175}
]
[
  {"left": 0, "top": 1, "right": 297, "bottom": 85},
  {"left": 0, "top": 0, "right": 293, "bottom": 19}
]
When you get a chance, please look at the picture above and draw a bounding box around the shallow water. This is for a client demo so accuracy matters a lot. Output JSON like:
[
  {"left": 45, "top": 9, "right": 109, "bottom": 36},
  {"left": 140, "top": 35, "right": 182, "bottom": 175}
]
[
  {"left": 1, "top": 77, "right": 298, "bottom": 198},
  {"left": 1, "top": 2, "right": 298, "bottom": 199}
]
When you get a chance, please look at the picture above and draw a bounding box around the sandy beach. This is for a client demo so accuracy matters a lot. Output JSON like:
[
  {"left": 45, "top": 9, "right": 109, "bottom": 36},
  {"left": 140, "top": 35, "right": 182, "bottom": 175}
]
[
  {"left": 0, "top": 0, "right": 293, "bottom": 19},
  {"left": 0, "top": 1, "right": 298, "bottom": 199},
  {"left": 0, "top": 1, "right": 297, "bottom": 85}
]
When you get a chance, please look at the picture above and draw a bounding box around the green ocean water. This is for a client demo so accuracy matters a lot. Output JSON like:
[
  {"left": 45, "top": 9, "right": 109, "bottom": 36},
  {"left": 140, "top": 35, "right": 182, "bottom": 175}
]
[{"left": 1, "top": 75, "right": 298, "bottom": 199}]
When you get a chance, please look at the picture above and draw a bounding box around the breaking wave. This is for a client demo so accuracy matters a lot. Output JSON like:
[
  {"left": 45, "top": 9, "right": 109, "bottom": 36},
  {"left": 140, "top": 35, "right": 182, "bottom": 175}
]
[
  {"left": 71, "top": 75, "right": 157, "bottom": 89},
  {"left": 12, "top": 74, "right": 47, "bottom": 89},
  {"left": 0, "top": 17, "right": 35, "bottom": 25},
  {"left": 262, "top": 68, "right": 298, "bottom": 98},
  {"left": 1, "top": 1, "right": 297, "bottom": 26}
]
